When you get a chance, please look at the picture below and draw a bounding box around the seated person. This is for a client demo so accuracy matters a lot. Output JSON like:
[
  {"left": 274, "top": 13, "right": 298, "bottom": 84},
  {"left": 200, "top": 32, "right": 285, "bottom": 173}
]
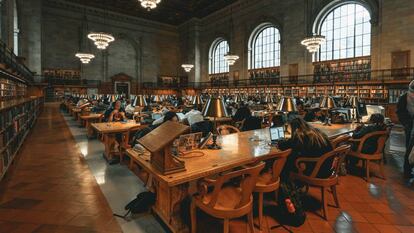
[
  {"left": 191, "top": 119, "right": 213, "bottom": 137},
  {"left": 91, "top": 100, "right": 108, "bottom": 113},
  {"left": 124, "top": 100, "right": 135, "bottom": 118},
  {"left": 241, "top": 116, "right": 262, "bottom": 131},
  {"left": 76, "top": 98, "right": 88, "bottom": 107},
  {"left": 303, "top": 108, "right": 325, "bottom": 122},
  {"left": 233, "top": 103, "right": 251, "bottom": 122},
  {"left": 279, "top": 117, "right": 334, "bottom": 181},
  {"left": 348, "top": 114, "right": 387, "bottom": 168},
  {"left": 108, "top": 101, "right": 126, "bottom": 122},
  {"left": 151, "top": 107, "right": 171, "bottom": 125}
]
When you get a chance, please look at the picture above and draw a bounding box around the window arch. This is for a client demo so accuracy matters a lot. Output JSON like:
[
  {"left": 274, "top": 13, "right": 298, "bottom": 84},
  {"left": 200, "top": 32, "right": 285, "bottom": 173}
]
[
  {"left": 209, "top": 38, "right": 229, "bottom": 74},
  {"left": 248, "top": 24, "right": 280, "bottom": 69},
  {"left": 315, "top": 3, "right": 371, "bottom": 61}
]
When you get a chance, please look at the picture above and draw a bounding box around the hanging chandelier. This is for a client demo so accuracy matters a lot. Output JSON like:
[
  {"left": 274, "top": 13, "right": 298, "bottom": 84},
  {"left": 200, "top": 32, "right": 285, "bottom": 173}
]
[
  {"left": 301, "top": 35, "right": 326, "bottom": 53},
  {"left": 224, "top": 54, "right": 239, "bottom": 66},
  {"left": 224, "top": 7, "right": 239, "bottom": 66},
  {"left": 181, "top": 64, "right": 194, "bottom": 72},
  {"left": 75, "top": 53, "right": 95, "bottom": 64},
  {"left": 139, "top": 0, "right": 161, "bottom": 11},
  {"left": 87, "top": 32, "right": 115, "bottom": 50}
]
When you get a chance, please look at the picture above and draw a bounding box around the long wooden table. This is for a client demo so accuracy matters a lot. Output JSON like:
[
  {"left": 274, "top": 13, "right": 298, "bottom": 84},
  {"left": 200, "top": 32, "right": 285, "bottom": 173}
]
[
  {"left": 126, "top": 123, "right": 357, "bottom": 232},
  {"left": 80, "top": 113, "right": 104, "bottom": 138},
  {"left": 92, "top": 121, "right": 145, "bottom": 163}
]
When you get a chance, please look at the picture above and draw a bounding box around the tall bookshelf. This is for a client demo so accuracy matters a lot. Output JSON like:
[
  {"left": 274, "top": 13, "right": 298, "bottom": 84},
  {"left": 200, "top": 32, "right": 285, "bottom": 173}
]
[
  {"left": 0, "top": 78, "right": 27, "bottom": 101},
  {"left": 0, "top": 97, "right": 43, "bottom": 181},
  {"left": 209, "top": 73, "right": 230, "bottom": 87},
  {"left": 313, "top": 56, "right": 371, "bottom": 82}
]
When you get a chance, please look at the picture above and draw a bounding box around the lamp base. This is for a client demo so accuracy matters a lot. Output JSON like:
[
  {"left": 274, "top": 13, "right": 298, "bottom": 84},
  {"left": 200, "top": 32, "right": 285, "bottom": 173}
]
[
  {"left": 208, "top": 134, "right": 221, "bottom": 150},
  {"left": 323, "top": 118, "right": 332, "bottom": 126}
]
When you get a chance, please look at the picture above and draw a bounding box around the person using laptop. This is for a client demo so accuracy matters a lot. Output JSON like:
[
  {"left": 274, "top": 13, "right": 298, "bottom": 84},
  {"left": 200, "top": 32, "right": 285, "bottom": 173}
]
[{"left": 278, "top": 117, "right": 333, "bottom": 181}]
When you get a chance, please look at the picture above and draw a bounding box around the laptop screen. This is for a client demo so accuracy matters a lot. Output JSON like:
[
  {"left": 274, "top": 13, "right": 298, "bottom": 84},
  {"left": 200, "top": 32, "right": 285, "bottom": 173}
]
[
  {"left": 152, "top": 113, "right": 162, "bottom": 120},
  {"left": 270, "top": 127, "right": 285, "bottom": 141}
]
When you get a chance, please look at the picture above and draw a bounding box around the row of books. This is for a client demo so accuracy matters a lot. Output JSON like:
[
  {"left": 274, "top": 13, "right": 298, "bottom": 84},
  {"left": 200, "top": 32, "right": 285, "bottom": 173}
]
[
  {"left": 0, "top": 78, "right": 27, "bottom": 101},
  {"left": 0, "top": 97, "right": 43, "bottom": 180}
]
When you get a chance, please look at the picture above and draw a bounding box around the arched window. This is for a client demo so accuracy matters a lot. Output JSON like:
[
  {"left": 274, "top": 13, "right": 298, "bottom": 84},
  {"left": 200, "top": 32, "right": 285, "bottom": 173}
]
[
  {"left": 249, "top": 24, "right": 280, "bottom": 69},
  {"left": 13, "top": 0, "right": 19, "bottom": 55},
  {"left": 209, "top": 39, "right": 229, "bottom": 74},
  {"left": 316, "top": 3, "right": 371, "bottom": 61}
]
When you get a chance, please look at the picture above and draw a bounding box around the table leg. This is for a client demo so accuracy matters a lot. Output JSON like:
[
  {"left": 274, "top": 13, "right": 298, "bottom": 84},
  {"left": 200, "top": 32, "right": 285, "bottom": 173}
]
[
  {"left": 86, "top": 121, "right": 94, "bottom": 138},
  {"left": 153, "top": 180, "right": 190, "bottom": 233},
  {"left": 103, "top": 134, "right": 120, "bottom": 165}
]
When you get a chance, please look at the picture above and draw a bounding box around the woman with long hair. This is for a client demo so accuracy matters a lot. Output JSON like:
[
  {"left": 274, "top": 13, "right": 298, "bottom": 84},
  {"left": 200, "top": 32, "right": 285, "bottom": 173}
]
[{"left": 279, "top": 117, "right": 334, "bottom": 180}]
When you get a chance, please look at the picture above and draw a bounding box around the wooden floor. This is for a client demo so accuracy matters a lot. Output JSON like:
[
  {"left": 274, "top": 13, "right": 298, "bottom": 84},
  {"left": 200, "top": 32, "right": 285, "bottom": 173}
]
[
  {"left": 1, "top": 103, "right": 414, "bottom": 233},
  {"left": 0, "top": 103, "right": 122, "bottom": 233}
]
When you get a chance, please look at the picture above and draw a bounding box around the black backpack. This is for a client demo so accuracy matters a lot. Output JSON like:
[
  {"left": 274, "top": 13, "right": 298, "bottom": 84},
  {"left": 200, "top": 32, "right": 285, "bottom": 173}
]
[
  {"left": 278, "top": 181, "right": 306, "bottom": 227},
  {"left": 114, "top": 192, "right": 156, "bottom": 220}
]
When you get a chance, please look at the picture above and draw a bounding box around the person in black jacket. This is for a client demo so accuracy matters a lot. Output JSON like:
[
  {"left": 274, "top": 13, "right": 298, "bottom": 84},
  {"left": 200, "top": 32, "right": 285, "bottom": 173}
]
[
  {"left": 348, "top": 114, "right": 387, "bottom": 170},
  {"left": 232, "top": 103, "right": 251, "bottom": 122},
  {"left": 396, "top": 80, "right": 414, "bottom": 179},
  {"left": 279, "top": 117, "right": 334, "bottom": 181}
]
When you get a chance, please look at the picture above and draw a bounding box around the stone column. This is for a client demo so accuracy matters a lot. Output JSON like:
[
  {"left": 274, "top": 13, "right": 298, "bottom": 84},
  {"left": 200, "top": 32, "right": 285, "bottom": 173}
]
[{"left": 19, "top": 0, "right": 42, "bottom": 75}]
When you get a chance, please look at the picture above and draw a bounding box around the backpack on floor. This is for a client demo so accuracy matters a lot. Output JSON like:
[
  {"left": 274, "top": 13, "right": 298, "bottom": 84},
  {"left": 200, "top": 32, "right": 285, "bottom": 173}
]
[
  {"left": 114, "top": 191, "right": 157, "bottom": 220},
  {"left": 125, "top": 191, "right": 156, "bottom": 214},
  {"left": 278, "top": 181, "right": 306, "bottom": 227}
]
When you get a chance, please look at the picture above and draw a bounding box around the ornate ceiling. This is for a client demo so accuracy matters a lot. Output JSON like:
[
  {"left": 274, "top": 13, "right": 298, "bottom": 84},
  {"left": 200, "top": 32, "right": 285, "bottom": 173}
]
[{"left": 65, "top": 0, "right": 238, "bottom": 25}]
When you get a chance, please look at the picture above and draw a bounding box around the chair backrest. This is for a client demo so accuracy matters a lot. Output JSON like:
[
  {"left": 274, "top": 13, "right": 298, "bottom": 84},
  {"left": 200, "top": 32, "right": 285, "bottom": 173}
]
[
  {"left": 355, "top": 130, "right": 389, "bottom": 154},
  {"left": 269, "top": 149, "right": 291, "bottom": 183},
  {"left": 217, "top": 124, "right": 240, "bottom": 135},
  {"left": 207, "top": 162, "right": 265, "bottom": 209},
  {"left": 331, "top": 134, "right": 351, "bottom": 149},
  {"left": 308, "top": 144, "right": 351, "bottom": 178}
]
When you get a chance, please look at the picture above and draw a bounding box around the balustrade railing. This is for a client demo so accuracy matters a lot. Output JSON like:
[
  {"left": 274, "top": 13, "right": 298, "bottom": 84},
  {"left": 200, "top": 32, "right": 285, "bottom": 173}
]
[{"left": 0, "top": 40, "right": 33, "bottom": 83}]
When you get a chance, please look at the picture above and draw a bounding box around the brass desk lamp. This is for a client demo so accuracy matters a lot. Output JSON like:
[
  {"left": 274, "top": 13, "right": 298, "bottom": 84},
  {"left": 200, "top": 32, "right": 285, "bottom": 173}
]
[
  {"left": 320, "top": 95, "right": 336, "bottom": 126},
  {"left": 202, "top": 96, "right": 229, "bottom": 149}
]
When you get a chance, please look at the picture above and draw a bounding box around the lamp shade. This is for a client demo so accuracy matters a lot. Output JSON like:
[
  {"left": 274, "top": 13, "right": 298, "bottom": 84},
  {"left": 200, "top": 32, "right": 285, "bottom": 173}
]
[
  {"left": 202, "top": 97, "right": 229, "bottom": 118},
  {"left": 192, "top": 95, "right": 204, "bottom": 105},
  {"left": 153, "top": 95, "right": 162, "bottom": 103},
  {"left": 133, "top": 95, "right": 147, "bottom": 107},
  {"left": 264, "top": 94, "right": 274, "bottom": 103},
  {"left": 110, "top": 95, "right": 116, "bottom": 103},
  {"left": 346, "top": 96, "right": 360, "bottom": 108},
  {"left": 320, "top": 96, "right": 336, "bottom": 109},
  {"left": 234, "top": 94, "right": 241, "bottom": 103},
  {"left": 276, "top": 96, "right": 297, "bottom": 113}
]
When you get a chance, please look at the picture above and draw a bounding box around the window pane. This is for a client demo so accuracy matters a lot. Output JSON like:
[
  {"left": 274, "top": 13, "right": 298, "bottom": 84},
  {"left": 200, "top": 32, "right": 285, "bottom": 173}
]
[
  {"left": 251, "top": 26, "right": 280, "bottom": 69},
  {"left": 209, "top": 40, "right": 229, "bottom": 74},
  {"left": 318, "top": 3, "right": 371, "bottom": 61}
]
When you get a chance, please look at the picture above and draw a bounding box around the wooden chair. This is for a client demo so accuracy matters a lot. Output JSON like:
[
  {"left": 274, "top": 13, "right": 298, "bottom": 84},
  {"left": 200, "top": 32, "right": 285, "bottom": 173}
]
[
  {"left": 290, "top": 145, "right": 351, "bottom": 220},
  {"left": 191, "top": 162, "right": 265, "bottom": 233},
  {"left": 347, "top": 130, "right": 389, "bottom": 182},
  {"left": 331, "top": 134, "right": 351, "bottom": 149},
  {"left": 253, "top": 149, "right": 292, "bottom": 231},
  {"left": 217, "top": 124, "right": 240, "bottom": 135}
]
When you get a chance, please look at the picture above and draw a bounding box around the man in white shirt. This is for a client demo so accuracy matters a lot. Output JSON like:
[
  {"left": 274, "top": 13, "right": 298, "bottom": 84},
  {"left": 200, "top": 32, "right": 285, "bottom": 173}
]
[{"left": 184, "top": 109, "right": 203, "bottom": 125}]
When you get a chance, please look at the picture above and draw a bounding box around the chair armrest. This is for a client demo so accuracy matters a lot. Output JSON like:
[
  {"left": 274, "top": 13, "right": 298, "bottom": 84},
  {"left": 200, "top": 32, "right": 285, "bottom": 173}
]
[
  {"left": 295, "top": 157, "right": 319, "bottom": 174},
  {"left": 197, "top": 178, "right": 217, "bottom": 197}
]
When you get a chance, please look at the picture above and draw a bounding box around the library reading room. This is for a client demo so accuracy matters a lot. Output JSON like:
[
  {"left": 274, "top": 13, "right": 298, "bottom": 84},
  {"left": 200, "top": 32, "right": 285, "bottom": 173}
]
[{"left": 1, "top": 0, "right": 414, "bottom": 233}]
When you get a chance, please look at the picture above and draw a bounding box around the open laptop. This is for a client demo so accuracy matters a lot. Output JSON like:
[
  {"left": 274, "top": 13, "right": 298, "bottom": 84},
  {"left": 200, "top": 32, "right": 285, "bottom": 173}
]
[{"left": 270, "top": 127, "right": 285, "bottom": 144}]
